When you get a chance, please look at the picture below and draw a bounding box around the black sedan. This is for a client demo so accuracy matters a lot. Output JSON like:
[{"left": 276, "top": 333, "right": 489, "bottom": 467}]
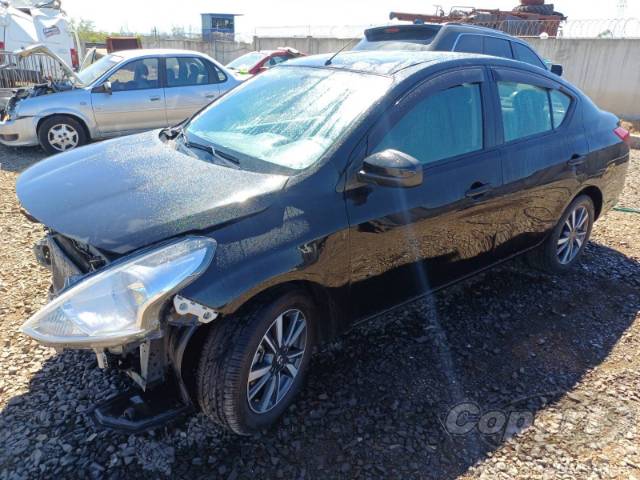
[{"left": 16, "top": 50, "right": 630, "bottom": 435}]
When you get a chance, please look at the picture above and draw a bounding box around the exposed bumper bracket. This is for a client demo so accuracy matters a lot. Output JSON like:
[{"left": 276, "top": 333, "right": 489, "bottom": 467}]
[
  {"left": 173, "top": 295, "right": 218, "bottom": 324},
  {"left": 92, "top": 377, "right": 192, "bottom": 433}
]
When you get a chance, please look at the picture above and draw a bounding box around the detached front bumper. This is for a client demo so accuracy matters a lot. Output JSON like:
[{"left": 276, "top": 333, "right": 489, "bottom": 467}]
[{"left": 0, "top": 115, "right": 39, "bottom": 147}]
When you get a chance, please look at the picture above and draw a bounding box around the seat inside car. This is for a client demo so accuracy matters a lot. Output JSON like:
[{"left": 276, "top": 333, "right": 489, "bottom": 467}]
[{"left": 509, "top": 89, "right": 550, "bottom": 140}]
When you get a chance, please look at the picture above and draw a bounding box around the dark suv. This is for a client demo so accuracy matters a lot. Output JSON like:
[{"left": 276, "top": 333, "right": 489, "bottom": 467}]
[{"left": 354, "top": 23, "right": 563, "bottom": 75}]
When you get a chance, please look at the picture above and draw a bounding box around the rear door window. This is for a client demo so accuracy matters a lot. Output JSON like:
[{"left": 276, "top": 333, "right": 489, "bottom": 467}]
[
  {"left": 484, "top": 37, "right": 513, "bottom": 59},
  {"left": 165, "top": 57, "right": 210, "bottom": 87},
  {"left": 512, "top": 43, "right": 546, "bottom": 69},
  {"left": 373, "top": 83, "right": 483, "bottom": 165},
  {"left": 498, "top": 81, "right": 552, "bottom": 141}
]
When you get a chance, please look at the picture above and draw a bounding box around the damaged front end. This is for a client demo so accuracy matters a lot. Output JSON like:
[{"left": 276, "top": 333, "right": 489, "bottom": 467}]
[
  {"left": 25, "top": 233, "right": 219, "bottom": 431},
  {"left": 0, "top": 44, "right": 76, "bottom": 130}
]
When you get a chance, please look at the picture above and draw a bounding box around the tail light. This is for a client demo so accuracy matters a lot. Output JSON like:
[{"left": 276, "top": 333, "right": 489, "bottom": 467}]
[
  {"left": 70, "top": 48, "right": 79, "bottom": 69},
  {"left": 0, "top": 42, "right": 5, "bottom": 51},
  {"left": 614, "top": 126, "right": 631, "bottom": 145}
]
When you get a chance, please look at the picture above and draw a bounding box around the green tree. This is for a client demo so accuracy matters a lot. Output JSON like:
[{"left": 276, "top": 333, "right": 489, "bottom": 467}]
[{"left": 71, "top": 18, "right": 109, "bottom": 44}]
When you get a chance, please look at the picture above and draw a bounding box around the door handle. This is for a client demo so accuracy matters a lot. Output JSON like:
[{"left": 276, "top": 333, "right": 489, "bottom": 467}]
[
  {"left": 567, "top": 154, "right": 585, "bottom": 167},
  {"left": 205, "top": 93, "right": 217, "bottom": 99},
  {"left": 465, "top": 182, "right": 493, "bottom": 199},
  {"left": 149, "top": 96, "right": 161, "bottom": 102}
]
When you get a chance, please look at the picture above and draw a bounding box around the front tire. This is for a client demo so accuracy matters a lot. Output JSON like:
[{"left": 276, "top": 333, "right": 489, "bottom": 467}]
[
  {"left": 38, "top": 115, "right": 88, "bottom": 154},
  {"left": 527, "top": 194, "right": 595, "bottom": 274},
  {"left": 196, "top": 290, "right": 316, "bottom": 435}
]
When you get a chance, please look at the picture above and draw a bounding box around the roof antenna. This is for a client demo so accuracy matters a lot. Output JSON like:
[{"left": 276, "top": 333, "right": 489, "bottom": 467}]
[{"left": 325, "top": 38, "right": 358, "bottom": 66}]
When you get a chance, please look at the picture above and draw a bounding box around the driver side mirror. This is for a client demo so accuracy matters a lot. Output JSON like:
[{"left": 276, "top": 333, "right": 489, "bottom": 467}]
[
  {"left": 357, "top": 149, "right": 423, "bottom": 188},
  {"left": 92, "top": 81, "right": 112, "bottom": 94}
]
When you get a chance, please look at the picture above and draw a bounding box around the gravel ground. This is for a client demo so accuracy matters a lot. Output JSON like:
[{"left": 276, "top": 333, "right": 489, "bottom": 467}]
[{"left": 0, "top": 145, "right": 639, "bottom": 480}]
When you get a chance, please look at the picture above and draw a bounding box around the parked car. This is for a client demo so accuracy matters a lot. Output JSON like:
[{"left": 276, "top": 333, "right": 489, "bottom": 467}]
[
  {"left": 354, "top": 23, "right": 563, "bottom": 75},
  {"left": 0, "top": 47, "right": 240, "bottom": 153},
  {"left": 17, "top": 50, "right": 629, "bottom": 435},
  {"left": 226, "top": 47, "right": 305, "bottom": 78}
]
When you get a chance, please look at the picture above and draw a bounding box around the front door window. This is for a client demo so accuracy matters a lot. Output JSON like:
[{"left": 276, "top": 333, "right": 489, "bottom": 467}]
[{"left": 107, "top": 58, "right": 160, "bottom": 92}]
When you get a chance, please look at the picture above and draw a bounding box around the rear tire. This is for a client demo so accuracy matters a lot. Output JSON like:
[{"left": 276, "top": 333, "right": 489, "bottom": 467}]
[
  {"left": 196, "top": 290, "right": 317, "bottom": 435},
  {"left": 513, "top": 4, "right": 555, "bottom": 14},
  {"left": 38, "top": 115, "right": 88, "bottom": 154},
  {"left": 527, "top": 194, "right": 595, "bottom": 274}
]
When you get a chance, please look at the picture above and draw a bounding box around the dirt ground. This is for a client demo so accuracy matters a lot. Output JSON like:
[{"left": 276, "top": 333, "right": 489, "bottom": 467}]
[{"left": 0, "top": 145, "right": 639, "bottom": 479}]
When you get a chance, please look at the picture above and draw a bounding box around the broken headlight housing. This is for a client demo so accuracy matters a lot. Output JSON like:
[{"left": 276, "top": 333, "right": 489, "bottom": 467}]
[{"left": 21, "top": 236, "right": 216, "bottom": 349}]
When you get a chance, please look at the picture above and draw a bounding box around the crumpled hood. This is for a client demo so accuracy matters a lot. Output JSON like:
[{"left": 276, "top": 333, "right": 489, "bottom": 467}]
[{"left": 17, "top": 131, "right": 288, "bottom": 254}]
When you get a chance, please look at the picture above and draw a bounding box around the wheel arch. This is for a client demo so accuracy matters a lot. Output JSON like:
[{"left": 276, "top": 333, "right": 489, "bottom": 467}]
[
  {"left": 576, "top": 185, "right": 603, "bottom": 220},
  {"left": 36, "top": 112, "right": 92, "bottom": 141},
  {"left": 176, "top": 279, "right": 345, "bottom": 409}
]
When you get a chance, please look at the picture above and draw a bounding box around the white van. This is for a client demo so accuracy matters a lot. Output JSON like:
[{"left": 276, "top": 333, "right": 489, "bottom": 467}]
[{"left": 0, "top": 0, "right": 79, "bottom": 68}]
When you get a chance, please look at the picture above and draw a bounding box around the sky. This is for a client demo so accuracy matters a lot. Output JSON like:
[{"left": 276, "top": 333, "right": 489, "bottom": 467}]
[{"left": 58, "top": 0, "right": 640, "bottom": 36}]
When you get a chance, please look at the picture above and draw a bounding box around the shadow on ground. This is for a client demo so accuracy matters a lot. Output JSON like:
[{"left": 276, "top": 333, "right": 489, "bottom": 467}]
[
  {"left": 0, "top": 145, "right": 47, "bottom": 173},
  {"left": 1, "top": 242, "right": 639, "bottom": 479}
]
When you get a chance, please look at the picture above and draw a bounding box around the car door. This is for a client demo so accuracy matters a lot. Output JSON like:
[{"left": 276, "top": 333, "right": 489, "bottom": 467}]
[
  {"left": 345, "top": 67, "right": 504, "bottom": 319},
  {"left": 91, "top": 57, "right": 167, "bottom": 136},
  {"left": 163, "top": 56, "right": 228, "bottom": 125},
  {"left": 489, "top": 67, "right": 589, "bottom": 259}
]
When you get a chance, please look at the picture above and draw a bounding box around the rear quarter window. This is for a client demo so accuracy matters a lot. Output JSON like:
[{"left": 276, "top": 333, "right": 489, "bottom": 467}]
[
  {"left": 550, "top": 90, "right": 572, "bottom": 127},
  {"left": 512, "top": 43, "right": 545, "bottom": 69}
]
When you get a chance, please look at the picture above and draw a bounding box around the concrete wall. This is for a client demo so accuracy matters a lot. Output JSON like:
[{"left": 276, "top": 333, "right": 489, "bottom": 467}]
[
  {"left": 526, "top": 38, "right": 640, "bottom": 121},
  {"left": 140, "top": 38, "right": 254, "bottom": 65},
  {"left": 253, "top": 36, "right": 357, "bottom": 55}
]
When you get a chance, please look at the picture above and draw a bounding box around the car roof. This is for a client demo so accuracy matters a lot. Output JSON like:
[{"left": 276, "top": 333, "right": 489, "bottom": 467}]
[
  {"left": 286, "top": 50, "right": 485, "bottom": 76},
  {"left": 364, "top": 22, "right": 520, "bottom": 42},
  {"left": 283, "top": 49, "right": 576, "bottom": 92},
  {"left": 110, "top": 48, "right": 212, "bottom": 59}
]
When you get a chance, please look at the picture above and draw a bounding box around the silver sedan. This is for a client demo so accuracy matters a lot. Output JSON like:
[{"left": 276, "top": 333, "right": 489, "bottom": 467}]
[{"left": 0, "top": 48, "right": 241, "bottom": 153}]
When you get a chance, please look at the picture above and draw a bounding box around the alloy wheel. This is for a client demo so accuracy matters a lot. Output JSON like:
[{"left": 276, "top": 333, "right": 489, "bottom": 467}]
[
  {"left": 48, "top": 124, "right": 79, "bottom": 151},
  {"left": 557, "top": 205, "right": 589, "bottom": 264},
  {"left": 247, "top": 309, "right": 307, "bottom": 414}
]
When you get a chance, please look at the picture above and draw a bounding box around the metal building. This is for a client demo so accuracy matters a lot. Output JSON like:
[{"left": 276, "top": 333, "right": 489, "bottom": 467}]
[{"left": 201, "top": 13, "right": 241, "bottom": 40}]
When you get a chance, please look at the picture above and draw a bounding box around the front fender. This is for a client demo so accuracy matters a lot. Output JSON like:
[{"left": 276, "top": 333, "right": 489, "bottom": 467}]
[
  {"left": 17, "top": 90, "right": 98, "bottom": 137},
  {"left": 33, "top": 106, "right": 98, "bottom": 137},
  {"left": 178, "top": 170, "right": 351, "bottom": 323},
  {"left": 181, "top": 229, "right": 349, "bottom": 316}
]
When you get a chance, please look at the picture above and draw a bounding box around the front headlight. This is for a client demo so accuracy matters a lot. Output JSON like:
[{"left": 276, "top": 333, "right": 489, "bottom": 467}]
[{"left": 21, "top": 236, "right": 216, "bottom": 349}]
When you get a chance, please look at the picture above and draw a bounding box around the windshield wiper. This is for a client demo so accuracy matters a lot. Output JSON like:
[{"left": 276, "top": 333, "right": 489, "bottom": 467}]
[{"left": 175, "top": 129, "right": 241, "bottom": 167}]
